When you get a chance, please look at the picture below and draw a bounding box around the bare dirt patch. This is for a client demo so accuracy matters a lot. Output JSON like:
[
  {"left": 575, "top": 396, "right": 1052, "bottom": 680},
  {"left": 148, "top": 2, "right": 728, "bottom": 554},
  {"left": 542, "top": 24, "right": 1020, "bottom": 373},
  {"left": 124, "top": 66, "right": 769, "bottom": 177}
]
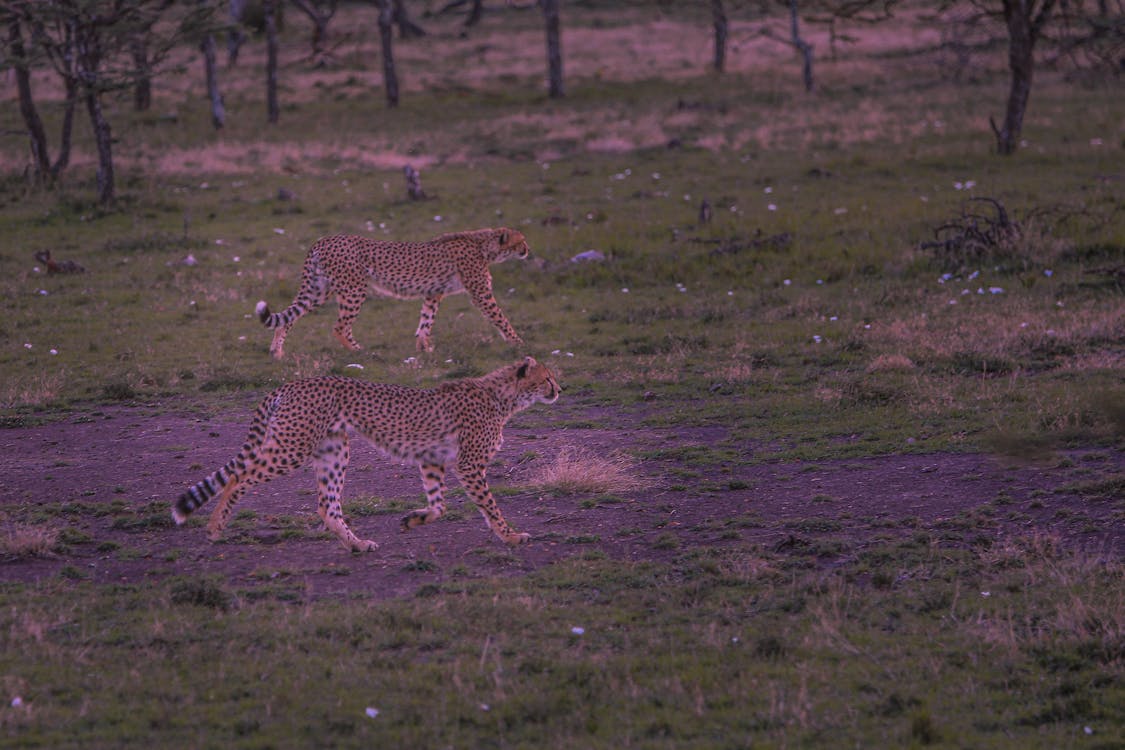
[{"left": 1, "top": 398, "right": 1120, "bottom": 600}]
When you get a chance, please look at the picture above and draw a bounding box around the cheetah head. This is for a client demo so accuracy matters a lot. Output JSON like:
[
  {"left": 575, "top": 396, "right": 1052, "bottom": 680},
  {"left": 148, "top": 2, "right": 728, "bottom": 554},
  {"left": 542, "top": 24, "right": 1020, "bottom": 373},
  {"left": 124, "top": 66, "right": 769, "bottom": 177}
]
[
  {"left": 514, "top": 356, "right": 561, "bottom": 406},
  {"left": 496, "top": 228, "right": 530, "bottom": 261}
]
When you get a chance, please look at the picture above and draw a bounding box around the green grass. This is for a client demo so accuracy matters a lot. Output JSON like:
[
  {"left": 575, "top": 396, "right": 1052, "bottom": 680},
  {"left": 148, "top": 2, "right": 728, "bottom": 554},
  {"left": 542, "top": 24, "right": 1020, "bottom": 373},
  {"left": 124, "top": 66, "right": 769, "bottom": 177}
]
[
  {"left": 2, "top": 540, "right": 1121, "bottom": 749},
  {"left": 2, "top": 133, "right": 1121, "bottom": 459},
  {"left": 0, "top": 6, "right": 1122, "bottom": 748}
]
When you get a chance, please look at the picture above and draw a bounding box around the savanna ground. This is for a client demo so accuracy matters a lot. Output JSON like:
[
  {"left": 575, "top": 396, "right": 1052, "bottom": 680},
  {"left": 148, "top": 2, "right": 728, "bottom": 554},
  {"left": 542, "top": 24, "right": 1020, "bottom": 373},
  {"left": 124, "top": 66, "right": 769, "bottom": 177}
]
[{"left": 1, "top": 2, "right": 1123, "bottom": 747}]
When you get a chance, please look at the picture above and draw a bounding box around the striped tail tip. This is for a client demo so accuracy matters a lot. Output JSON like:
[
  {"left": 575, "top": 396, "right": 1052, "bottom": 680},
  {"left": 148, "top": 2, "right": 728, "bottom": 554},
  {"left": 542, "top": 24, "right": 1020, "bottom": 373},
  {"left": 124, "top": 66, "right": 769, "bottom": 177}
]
[
  {"left": 173, "top": 484, "right": 210, "bottom": 524},
  {"left": 172, "top": 491, "right": 194, "bottom": 524},
  {"left": 256, "top": 300, "right": 271, "bottom": 325}
]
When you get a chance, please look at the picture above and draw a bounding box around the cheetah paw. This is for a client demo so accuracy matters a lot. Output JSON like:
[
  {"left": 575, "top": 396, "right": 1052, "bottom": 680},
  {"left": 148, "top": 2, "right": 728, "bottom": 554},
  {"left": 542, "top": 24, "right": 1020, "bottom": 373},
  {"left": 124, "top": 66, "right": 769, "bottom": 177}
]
[
  {"left": 505, "top": 532, "right": 531, "bottom": 546},
  {"left": 400, "top": 511, "right": 427, "bottom": 531}
]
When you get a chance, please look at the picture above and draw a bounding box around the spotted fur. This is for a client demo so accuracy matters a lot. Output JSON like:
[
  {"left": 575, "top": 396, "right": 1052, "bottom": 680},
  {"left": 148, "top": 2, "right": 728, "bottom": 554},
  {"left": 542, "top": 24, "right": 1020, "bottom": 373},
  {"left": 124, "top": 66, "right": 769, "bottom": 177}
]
[
  {"left": 256, "top": 227, "right": 530, "bottom": 358},
  {"left": 173, "top": 357, "right": 560, "bottom": 551}
]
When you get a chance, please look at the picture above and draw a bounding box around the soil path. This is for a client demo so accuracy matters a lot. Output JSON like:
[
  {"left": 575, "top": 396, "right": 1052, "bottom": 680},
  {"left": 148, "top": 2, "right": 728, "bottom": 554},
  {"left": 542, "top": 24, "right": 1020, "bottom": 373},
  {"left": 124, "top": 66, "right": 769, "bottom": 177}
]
[{"left": 1, "top": 398, "right": 1120, "bottom": 600}]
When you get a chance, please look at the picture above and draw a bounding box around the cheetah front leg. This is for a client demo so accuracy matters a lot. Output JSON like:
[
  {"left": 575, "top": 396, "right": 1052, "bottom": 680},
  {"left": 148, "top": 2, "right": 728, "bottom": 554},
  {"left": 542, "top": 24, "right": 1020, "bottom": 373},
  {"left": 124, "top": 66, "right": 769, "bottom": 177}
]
[
  {"left": 414, "top": 295, "right": 442, "bottom": 352},
  {"left": 401, "top": 463, "right": 447, "bottom": 530},
  {"left": 465, "top": 276, "right": 524, "bottom": 346},
  {"left": 314, "top": 433, "right": 378, "bottom": 552},
  {"left": 455, "top": 462, "right": 529, "bottom": 546}
]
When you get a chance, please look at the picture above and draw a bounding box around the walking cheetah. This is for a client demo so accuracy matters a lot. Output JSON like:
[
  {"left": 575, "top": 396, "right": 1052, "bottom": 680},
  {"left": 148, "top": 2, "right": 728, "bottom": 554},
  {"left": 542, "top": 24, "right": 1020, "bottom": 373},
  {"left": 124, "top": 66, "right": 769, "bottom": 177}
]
[
  {"left": 172, "top": 357, "right": 561, "bottom": 551},
  {"left": 256, "top": 227, "right": 530, "bottom": 358}
]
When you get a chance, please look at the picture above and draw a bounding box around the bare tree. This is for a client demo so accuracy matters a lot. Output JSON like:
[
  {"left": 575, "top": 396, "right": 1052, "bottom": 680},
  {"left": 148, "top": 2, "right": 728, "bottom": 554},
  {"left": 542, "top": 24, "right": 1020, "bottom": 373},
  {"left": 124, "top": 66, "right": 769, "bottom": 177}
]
[
  {"left": 935, "top": 1, "right": 1122, "bottom": 153},
  {"left": 3, "top": 1, "right": 213, "bottom": 205},
  {"left": 265, "top": 0, "right": 279, "bottom": 122},
  {"left": 712, "top": 0, "right": 728, "bottom": 72},
  {"left": 466, "top": 0, "right": 483, "bottom": 27},
  {"left": 227, "top": 0, "right": 247, "bottom": 65},
  {"left": 436, "top": 0, "right": 483, "bottom": 27},
  {"left": 3, "top": 9, "right": 74, "bottom": 183},
  {"left": 130, "top": 35, "right": 152, "bottom": 109},
  {"left": 289, "top": 0, "right": 336, "bottom": 63},
  {"left": 543, "top": 0, "right": 563, "bottom": 97},
  {"left": 393, "top": 0, "right": 426, "bottom": 37},
  {"left": 989, "top": 0, "right": 1058, "bottom": 154},
  {"left": 788, "top": 0, "right": 815, "bottom": 91},
  {"left": 376, "top": 0, "right": 399, "bottom": 106},
  {"left": 201, "top": 29, "right": 225, "bottom": 128}
]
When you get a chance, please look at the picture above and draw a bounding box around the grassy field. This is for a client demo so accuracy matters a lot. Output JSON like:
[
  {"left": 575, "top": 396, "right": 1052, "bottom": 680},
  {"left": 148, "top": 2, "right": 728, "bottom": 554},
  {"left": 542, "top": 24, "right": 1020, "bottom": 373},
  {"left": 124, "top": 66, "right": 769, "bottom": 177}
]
[{"left": 0, "top": 3, "right": 1123, "bottom": 747}]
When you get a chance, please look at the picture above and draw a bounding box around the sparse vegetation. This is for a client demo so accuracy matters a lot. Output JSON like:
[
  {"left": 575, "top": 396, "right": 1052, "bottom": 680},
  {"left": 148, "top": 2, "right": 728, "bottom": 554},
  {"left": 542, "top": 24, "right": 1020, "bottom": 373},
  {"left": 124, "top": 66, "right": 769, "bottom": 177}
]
[
  {"left": 0, "top": 3, "right": 1121, "bottom": 749},
  {"left": 1, "top": 535, "right": 1121, "bottom": 747},
  {"left": 0, "top": 524, "right": 59, "bottom": 560},
  {"left": 528, "top": 446, "right": 648, "bottom": 496}
]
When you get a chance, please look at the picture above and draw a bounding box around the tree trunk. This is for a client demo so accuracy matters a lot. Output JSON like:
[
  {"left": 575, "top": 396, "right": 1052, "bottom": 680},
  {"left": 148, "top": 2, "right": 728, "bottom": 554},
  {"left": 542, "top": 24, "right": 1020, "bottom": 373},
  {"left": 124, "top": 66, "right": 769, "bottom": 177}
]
[
  {"left": 290, "top": 0, "right": 333, "bottom": 62},
  {"left": 377, "top": 0, "right": 399, "bottom": 107},
  {"left": 53, "top": 76, "right": 77, "bottom": 178},
  {"left": 6, "top": 15, "right": 52, "bottom": 181},
  {"left": 991, "top": 0, "right": 1057, "bottom": 155},
  {"left": 201, "top": 33, "right": 226, "bottom": 128},
  {"left": 712, "top": 0, "right": 727, "bottom": 73},
  {"left": 789, "top": 0, "right": 814, "bottom": 92},
  {"left": 393, "top": 0, "right": 427, "bottom": 38},
  {"left": 131, "top": 36, "right": 152, "bottom": 111},
  {"left": 466, "top": 0, "right": 483, "bottom": 27},
  {"left": 543, "top": 0, "right": 564, "bottom": 98},
  {"left": 227, "top": 0, "right": 247, "bottom": 66},
  {"left": 265, "top": 0, "right": 279, "bottom": 123},
  {"left": 84, "top": 90, "right": 115, "bottom": 205}
]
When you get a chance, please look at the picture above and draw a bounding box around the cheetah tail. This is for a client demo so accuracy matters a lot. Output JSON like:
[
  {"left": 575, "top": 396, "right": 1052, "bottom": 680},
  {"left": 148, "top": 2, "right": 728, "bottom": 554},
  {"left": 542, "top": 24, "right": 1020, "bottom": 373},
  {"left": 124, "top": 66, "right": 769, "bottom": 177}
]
[
  {"left": 256, "top": 298, "right": 311, "bottom": 331},
  {"left": 255, "top": 300, "right": 279, "bottom": 328},
  {"left": 173, "top": 462, "right": 237, "bottom": 524}
]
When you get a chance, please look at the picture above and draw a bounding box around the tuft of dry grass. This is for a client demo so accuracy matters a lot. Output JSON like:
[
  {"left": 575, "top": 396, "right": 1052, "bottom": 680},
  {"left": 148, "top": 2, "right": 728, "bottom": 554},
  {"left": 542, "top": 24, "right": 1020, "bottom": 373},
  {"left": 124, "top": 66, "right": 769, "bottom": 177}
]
[
  {"left": 0, "top": 372, "right": 65, "bottom": 410},
  {"left": 866, "top": 353, "right": 916, "bottom": 373},
  {"left": 527, "top": 446, "right": 648, "bottom": 495},
  {"left": 1, "top": 524, "right": 59, "bottom": 560}
]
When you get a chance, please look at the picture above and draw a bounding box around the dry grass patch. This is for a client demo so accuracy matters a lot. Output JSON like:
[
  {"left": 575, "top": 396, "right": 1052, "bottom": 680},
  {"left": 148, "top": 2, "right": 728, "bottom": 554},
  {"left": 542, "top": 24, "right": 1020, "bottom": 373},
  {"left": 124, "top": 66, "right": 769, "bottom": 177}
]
[
  {"left": 869, "top": 298, "right": 1125, "bottom": 373},
  {"left": 528, "top": 446, "right": 648, "bottom": 495},
  {"left": 1, "top": 524, "right": 59, "bottom": 560},
  {"left": 973, "top": 535, "right": 1124, "bottom": 654},
  {"left": 0, "top": 372, "right": 65, "bottom": 410},
  {"left": 866, "top": 353, "right": 916, "bottom": 373}
]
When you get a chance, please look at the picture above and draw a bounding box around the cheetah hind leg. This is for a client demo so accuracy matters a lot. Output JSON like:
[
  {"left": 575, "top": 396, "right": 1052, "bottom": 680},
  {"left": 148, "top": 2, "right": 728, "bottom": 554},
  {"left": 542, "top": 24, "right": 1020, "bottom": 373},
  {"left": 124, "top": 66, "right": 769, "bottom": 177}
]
[
  {"left": 206, "top": 478, "right": 246, "bottom": 541},
  {"left": 269, "top": 325, "right": 289, "bottom": 360},
  {"left": 314, "top": 434, "right": 378, "bottom": 552},
  {"left": 401, "top": 464, "right": 447, "bottom": 531},
  {"left": 331, "top": 292, "right": 365, "bottom": 352},
  {"left": 207, "top": 441, "right": 298, "bottom": 541}
]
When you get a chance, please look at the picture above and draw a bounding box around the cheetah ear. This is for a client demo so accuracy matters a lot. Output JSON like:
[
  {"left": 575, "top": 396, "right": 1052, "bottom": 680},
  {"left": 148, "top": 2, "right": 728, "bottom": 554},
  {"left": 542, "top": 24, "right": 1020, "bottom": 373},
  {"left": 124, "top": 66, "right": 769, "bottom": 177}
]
[{"left": 516, "top": 355, "right": 535, "bottom": 379}]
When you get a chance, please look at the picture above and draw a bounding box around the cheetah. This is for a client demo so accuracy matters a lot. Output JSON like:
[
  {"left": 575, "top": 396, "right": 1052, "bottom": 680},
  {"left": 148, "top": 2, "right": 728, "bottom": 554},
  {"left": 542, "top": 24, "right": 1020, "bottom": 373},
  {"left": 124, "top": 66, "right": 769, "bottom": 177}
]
[
  {"left": 256, "top": 227, "right": 530, "bottom": 358},
  {"left": 172, "top": 357, "right": 561, "bottom": 551}
]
